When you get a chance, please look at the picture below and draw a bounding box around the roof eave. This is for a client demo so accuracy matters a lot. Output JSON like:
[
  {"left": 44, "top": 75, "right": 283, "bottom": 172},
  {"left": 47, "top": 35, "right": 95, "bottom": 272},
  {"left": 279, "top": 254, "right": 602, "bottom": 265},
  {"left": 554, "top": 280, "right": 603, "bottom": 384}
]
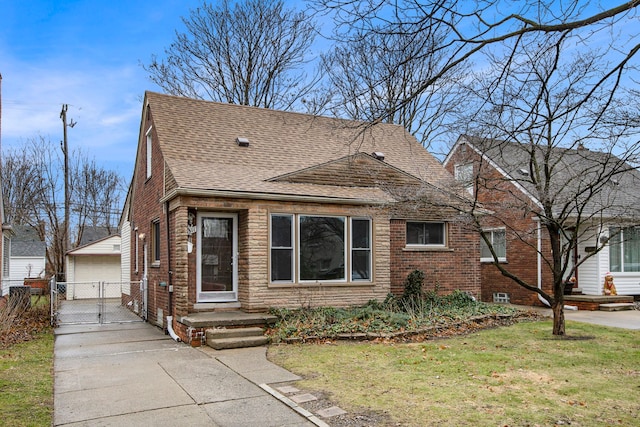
[{"left": 160, "top": 187, "right": 391, "bottom": 206}]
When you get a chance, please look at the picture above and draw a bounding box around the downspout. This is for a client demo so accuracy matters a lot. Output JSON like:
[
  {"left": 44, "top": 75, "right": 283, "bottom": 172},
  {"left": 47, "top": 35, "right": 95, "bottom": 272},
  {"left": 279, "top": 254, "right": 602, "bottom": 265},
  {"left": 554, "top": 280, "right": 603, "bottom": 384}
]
[
  {"left": 536, "top": 218, "right": 578, "bottom": 310},
  {"left": 166, "top": 316, "right": 180, "bottom": 342},
  {"left": 165, "top": 201, "right": 180, "bottom": 341}
]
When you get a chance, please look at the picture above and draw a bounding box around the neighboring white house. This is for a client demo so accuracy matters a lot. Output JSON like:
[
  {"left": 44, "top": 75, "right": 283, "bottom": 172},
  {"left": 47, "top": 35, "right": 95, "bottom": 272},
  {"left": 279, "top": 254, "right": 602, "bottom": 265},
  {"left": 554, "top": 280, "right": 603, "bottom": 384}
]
[
  {"left": 65, "top": 234, "right": 122, "bottom": 299},
  {"left": 9, "top": 225, "right": 46, "bottom": 283}
]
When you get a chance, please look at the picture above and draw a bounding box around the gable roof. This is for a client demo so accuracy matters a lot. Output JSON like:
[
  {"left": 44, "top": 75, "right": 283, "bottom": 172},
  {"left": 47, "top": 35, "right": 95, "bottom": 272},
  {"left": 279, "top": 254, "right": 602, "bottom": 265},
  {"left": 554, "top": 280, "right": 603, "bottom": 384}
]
[
  {"left": 10, "top": 225, "right": 46, "bottom": 257},
  {"left": 78, "top": 226, "right": 115, "bottom": 247},
  {"left": 450, "top": 135, "right": 640, "bottom": 219},
  {"left": 142, "top": 92, "right": 457, "bottom": 205},
  {"left": 67, "top": 234, "right": 121, "bottom": 256}
]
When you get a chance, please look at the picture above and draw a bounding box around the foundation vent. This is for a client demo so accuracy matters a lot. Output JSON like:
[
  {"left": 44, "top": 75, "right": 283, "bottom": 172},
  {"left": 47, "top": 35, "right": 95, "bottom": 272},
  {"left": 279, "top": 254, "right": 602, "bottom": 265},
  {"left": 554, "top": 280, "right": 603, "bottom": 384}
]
[{"left": 493, "top": 292, "right": 510, "bottom": 304}]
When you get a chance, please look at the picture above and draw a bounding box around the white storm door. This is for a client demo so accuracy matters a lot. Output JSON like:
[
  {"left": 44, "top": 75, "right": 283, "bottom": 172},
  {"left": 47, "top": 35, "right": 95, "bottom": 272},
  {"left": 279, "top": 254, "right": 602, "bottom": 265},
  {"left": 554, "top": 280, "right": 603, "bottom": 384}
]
[{"left": 197, "top": 213, "right": 238, "bottom": 302}]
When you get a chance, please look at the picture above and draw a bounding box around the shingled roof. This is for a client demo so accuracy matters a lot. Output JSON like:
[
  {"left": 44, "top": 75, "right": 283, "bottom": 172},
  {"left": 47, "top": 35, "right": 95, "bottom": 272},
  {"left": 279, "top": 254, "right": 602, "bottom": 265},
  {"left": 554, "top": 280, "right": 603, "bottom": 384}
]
[
  {"left": 143, "top": 92, "right": 457, "bottom": 204},
  {"left": 11, "top": 225, "right": 46, "bottom": 257},
  {"left": 458, "top": 135, "right": 640, "bottom": 219}
]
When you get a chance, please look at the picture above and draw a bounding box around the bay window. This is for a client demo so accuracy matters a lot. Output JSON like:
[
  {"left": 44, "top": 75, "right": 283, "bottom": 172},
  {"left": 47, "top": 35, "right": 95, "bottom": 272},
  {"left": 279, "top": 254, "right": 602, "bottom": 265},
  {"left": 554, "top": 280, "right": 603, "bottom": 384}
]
[{"left": 270, "top": 214, "right": 372, "bottom": 283}]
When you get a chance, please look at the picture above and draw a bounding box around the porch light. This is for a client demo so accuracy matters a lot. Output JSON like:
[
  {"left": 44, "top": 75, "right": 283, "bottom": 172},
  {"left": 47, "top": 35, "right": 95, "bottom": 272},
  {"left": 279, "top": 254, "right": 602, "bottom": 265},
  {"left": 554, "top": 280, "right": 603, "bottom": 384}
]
[{"left": 236, "top": 137, "right": 250, "bottom": 147}]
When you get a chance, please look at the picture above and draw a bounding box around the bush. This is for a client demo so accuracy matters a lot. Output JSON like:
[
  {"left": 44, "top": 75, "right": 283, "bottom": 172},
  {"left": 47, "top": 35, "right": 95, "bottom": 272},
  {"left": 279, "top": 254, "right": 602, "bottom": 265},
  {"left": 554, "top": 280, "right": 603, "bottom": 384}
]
[{"left": 267, "top": 291, "right": 520, "bottom": 342}]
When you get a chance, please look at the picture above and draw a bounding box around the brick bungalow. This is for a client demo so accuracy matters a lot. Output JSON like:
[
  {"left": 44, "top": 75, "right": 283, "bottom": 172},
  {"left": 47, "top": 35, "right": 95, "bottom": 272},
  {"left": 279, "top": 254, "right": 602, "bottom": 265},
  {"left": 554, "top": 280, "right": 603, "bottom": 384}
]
[
  {"left": 444, "top": 135, "right": 640, "bottom": 306},
  {"left": 126, "top": 92, "right": 480, "bottom": 342}
]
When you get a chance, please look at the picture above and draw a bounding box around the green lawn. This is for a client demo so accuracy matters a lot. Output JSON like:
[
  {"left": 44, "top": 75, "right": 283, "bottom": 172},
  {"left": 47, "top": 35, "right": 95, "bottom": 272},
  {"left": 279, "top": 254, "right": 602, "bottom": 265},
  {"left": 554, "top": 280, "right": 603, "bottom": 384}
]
[
  {"left": 269, "top": 320, "right": 640, "bottom": 426},
  {"left": 0, "top": 331, "right": 53, "bottom": 427}
]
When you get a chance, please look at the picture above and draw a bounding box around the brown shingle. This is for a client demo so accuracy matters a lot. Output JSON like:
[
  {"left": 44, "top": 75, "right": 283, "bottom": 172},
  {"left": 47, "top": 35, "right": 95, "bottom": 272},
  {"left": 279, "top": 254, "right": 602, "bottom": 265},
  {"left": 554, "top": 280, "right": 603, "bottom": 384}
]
[{"left": 146, "top": 91, "right": 454, "bottom": 202}]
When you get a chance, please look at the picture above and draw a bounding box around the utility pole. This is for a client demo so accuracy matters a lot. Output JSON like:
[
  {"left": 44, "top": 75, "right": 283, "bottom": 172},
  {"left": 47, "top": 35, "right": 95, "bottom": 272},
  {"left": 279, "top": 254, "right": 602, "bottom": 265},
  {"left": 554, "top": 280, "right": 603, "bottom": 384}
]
[{"left": 60, "top": 104, "right": 76, "bottom": 281}]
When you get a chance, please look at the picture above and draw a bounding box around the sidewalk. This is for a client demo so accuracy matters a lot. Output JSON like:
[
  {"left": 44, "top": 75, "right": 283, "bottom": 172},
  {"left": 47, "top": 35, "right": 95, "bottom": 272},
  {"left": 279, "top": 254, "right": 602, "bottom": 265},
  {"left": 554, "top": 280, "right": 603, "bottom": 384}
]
[
  {"left": 517, "top": 304, "right": 640, "bottom": 330},
  {"left": 53, "top": 322, "right": 325, "bottom": 426}
]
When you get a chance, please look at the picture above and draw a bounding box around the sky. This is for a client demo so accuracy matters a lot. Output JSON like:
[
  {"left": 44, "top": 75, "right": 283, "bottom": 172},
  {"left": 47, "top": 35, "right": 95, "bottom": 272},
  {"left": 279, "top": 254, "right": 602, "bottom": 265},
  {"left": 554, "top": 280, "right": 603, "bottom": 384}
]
[{"left": 1, "top": 0, "right": 203, "bottom": 179}]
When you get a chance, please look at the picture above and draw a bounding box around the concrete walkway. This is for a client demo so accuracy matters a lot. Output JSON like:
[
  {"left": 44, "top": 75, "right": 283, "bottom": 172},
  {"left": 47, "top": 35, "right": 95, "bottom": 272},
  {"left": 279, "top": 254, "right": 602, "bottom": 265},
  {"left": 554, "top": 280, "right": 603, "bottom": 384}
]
[
  {"left": 54, "top": 322, "right": 326, "bottom": 427},
  {"left": 518, "top": 304, "right": 640, "bottom": 330}
]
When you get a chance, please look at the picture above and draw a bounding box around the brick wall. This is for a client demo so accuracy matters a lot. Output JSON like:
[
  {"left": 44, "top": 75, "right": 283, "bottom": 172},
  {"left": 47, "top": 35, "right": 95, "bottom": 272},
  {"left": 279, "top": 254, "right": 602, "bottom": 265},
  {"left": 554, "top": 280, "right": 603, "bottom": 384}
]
[
  {"left": 445, "top": 141, "right": 554, "bottom": 306},
  {"left": 389, "top": 218, "right": 481, "bottom": 298},
  {"left": 129, "top": 110, "right": 171, "bottom": 327}
]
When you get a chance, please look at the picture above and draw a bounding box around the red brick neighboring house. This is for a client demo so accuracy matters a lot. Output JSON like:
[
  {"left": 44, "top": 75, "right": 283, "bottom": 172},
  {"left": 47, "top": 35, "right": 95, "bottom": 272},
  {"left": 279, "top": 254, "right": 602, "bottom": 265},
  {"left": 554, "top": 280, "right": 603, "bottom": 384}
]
[
  {"left": 444, "top": 135, "right": 640, "bottom": 306},
  {"left": 125, "top": 92, "right": 480, "bottom": 340}
]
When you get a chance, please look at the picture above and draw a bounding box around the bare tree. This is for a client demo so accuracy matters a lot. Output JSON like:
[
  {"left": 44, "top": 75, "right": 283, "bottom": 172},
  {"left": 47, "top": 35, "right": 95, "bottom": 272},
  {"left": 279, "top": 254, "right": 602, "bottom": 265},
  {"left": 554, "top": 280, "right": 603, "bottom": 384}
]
[
  {"left": 312, "top": 1, "right": 639, "bottom": 142},
  {"left": 2, "top": 137, "right": 125, "bottom": 280},
  {"left": 312, "top": 0, "right": 640, "bottom": 335},
  {"left": 144, "top": 0, "right": 319, "bottom": 110},
  {"left": 451, "top": 34, "right": 640, "bottom": 335},
  {"left": 320, "top": 26, "right": 463, "bottom": 150}
]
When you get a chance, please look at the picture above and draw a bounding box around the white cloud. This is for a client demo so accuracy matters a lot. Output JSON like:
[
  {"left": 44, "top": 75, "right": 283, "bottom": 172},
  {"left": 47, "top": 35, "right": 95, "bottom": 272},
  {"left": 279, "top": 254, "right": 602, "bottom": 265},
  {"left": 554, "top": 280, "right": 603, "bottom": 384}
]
[{"left": 2, "top": 52, "right": 146, "bottom": 176}]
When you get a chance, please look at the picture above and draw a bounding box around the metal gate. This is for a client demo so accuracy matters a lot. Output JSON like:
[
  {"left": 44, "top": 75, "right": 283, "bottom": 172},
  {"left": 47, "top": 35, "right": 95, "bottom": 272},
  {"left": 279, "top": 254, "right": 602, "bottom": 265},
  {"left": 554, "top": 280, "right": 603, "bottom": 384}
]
[{"left": 51, "top": 278, "right": 145, "bottom": 325}]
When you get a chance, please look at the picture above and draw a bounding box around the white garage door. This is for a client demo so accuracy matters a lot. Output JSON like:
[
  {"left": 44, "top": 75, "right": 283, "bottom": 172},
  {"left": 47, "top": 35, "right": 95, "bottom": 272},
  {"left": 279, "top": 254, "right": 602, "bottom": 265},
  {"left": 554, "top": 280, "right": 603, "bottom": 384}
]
[{"left": 73, "top": 256, "right": 121, "bottom": 298}]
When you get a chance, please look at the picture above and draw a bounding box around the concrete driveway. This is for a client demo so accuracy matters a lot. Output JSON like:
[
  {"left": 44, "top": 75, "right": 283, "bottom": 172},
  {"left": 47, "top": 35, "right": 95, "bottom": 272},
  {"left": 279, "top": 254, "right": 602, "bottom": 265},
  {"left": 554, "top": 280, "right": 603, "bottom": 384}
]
[
  {"left": 54, "top": 322, "right": 323, "bottom": 427},
  {"left": 564, "top": 307, "right": 640, "bottom": 330},
  {"left": 523, "top": 305, "right": 640, "bottom": 330}
]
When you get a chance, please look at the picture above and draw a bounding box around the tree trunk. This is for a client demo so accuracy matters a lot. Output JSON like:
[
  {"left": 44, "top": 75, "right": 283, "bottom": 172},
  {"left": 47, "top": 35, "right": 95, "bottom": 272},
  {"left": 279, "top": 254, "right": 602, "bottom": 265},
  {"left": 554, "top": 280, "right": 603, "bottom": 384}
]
[{"left": 552, "top": 300, "right": 566, "bottom": 335}]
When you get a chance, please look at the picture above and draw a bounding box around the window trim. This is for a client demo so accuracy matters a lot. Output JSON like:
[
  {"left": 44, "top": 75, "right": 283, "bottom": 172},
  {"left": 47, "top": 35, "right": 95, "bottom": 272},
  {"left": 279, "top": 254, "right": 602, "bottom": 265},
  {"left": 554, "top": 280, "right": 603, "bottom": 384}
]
[
  {"left": 454, "top": 163, "right": 474, "bottom": 194},
  {"left": 134, "top": 228, "right": 139, "bottom": 274},
  {"left": 480, "top": 228, "right": 507, "bottom": 263},
  {"left": 298, "top": 214, "right": 347, "bottom": 283},
  {"left": 268, "top": 213, "right": 373, "bottom": 285},
  {"left": 405, "top": 221, "right": 447, "bottom": 248},
  {"left": 609, "top": 226, "right": 640, "bottom": 273},
  {"left": 145, "top": 126, "right": 153, "bottom": 179},
  {"left": 270, "top": 214, "right": 294, "bottom": 283},
  {"left": 151, "top": 219, "right": 160, "bottom": 266},
  {"left": 350, "top": 217, "right": 372, "bottom": 282}
]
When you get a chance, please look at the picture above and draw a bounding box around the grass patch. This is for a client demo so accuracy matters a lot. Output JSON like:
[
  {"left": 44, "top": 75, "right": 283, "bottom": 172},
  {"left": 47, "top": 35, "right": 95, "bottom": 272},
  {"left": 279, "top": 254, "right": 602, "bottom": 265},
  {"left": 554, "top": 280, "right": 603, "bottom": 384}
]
[
  {"left": 0, "top": 295, "right": 54, "bottom": 426},
  {"left": 268, "top": 320, "right": 640, "bottom": 426},
  {"left": 0, "top": 332, "right": 54, "bottom": 426}
]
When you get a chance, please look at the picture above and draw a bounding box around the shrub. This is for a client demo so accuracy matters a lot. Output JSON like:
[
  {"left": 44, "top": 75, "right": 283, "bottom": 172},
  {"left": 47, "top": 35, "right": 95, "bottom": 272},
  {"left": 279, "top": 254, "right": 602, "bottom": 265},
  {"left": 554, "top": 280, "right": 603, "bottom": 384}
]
[{"left": 401, "top": 269, "right": 425, "bottom": 310}]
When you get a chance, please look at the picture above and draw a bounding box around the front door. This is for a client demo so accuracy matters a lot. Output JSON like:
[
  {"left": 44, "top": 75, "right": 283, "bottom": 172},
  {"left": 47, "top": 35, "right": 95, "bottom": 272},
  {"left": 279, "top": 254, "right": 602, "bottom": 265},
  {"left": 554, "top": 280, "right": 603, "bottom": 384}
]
[{"left": 197, "top": 213, "right": 238, "bottom": 302}]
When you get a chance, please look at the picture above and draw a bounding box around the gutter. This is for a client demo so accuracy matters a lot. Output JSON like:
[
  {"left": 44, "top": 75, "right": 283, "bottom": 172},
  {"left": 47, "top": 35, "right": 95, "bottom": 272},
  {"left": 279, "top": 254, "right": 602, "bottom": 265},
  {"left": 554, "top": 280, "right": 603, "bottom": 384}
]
[{"left": 159, "top": 187, "right": 390, "bottom": 206}]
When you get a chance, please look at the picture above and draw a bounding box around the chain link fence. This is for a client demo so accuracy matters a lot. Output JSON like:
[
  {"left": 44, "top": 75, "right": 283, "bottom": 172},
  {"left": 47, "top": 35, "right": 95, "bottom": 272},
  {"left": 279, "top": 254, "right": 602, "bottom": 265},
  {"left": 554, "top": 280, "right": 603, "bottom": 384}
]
[{"left": 51, "top": 279, "right": 144, "bottom": 325}]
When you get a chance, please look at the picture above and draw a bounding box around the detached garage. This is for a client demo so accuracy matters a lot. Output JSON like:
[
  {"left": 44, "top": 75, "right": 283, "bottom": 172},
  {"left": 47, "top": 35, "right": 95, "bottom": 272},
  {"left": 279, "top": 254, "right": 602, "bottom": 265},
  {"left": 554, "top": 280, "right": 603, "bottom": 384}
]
[{"left": 65, "top": 234, "right": 122, "bottom": 299}]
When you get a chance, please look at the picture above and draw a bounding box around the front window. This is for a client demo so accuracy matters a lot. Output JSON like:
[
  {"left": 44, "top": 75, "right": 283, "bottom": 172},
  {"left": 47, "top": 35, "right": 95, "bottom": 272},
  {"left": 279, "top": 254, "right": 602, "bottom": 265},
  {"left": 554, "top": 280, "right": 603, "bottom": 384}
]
[
  {"left": 271, "top": 215, "right": 293, "bottom": 282},
  {"left": 300, "top": 216, "right": 345, "bottom": 281},
  {"left": 151, "top": 219, "right": 160, "bottom": 265},
  {"left": 269, "top": 214, "right": 371, "bottom": 283},
  {"left": 480, "top": 228, "right": 507, "bottom": 262},
  {"left": 351, "top": 218, "right": 371, "bottom": 281},
  {"left": 406, "top": 222, "right": 446, "bottom": 246},
  {"left": 610, "top": 227, "right": 640, "bottom": 272}
]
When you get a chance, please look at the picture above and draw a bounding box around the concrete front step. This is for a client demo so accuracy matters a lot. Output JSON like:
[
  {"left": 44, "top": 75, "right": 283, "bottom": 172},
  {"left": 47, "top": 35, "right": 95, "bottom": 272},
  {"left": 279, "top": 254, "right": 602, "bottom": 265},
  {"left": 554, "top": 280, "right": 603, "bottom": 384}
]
[
  {"left": 207, "top": 326, "right": 266, "bottom": 340},
  {"left": 599, "top": 303, "right": 636, "bottom": 312},
  {"left": 206, "top": 327, "right": 270, "bottom": 350},
  {"left": 207, "top": 335, "right": 270, "bottom": 350}
]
